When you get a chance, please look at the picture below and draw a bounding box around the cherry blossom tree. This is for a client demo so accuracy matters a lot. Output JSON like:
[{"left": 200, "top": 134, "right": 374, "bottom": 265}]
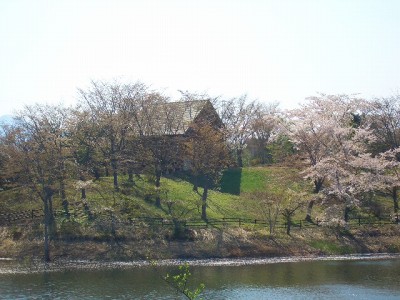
[
  {"left": 305, "top": 128, "right": 376, "bottom": 222},
  {"left": 376, "top": 148, "right": 400, "bottom": 213},
  {"left": 284, "top": 94, "right": 371, "bottom": 222},
  {"left": 369, "top": 95, "right": 400, "bottom": 153},
  {"left": 368, "top": 95, "right": 400, "bottom": 211}
]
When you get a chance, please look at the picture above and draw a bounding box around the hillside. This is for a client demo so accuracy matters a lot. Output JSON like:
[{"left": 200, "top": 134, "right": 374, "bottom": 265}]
[
  {"left": 0, "top": 166, "right": 311, "bottom": 221},
  {"left": 1, "top": 166, "right": 399, "bottom": 261}
]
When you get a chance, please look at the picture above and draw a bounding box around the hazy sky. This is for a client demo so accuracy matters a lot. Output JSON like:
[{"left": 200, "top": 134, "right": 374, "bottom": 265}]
[{"left": 1, "top": 0, "right": 399, "bottom": 116}]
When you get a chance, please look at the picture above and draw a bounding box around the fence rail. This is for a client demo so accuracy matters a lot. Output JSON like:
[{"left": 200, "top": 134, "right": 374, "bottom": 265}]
[
  {"left": 0, "top": 209, "right": 43, "bottom": 225},
  {"left": 1, "top": 207, "right": 399, "bottom": 230}
]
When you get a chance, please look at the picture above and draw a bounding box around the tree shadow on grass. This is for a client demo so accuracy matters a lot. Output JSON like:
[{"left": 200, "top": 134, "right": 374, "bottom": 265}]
[
  {"left": 220, "top": 168, "right": 242, "bottom": 195},
  {"left": 336, "top": 229, "right": 370, "bottom": 253}
]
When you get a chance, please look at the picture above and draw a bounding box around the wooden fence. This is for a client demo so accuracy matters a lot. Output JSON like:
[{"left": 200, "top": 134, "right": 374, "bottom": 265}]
[
  {"left": 0, "top": 209, "right": 43, "bottom": 225},
  {"left": 1, "top": 207, "right": 399, "bottom": 230}
]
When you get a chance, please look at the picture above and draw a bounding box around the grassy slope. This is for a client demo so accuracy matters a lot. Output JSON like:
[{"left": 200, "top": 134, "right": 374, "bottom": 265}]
[
  {"left": 0, "top": 166, "right": 312, "bottom": 225},
  {"left": 1, "top": 165, "right": 395, "bottom": 222},
  {"left": 1, "top": 166, "right": 399, "bottom": 260},
  {"left": 126, "top": 166, "right": 312, "bottom": 221}
]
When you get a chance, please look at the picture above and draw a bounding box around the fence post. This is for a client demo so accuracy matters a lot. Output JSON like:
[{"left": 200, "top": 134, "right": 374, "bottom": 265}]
[
  {"left": 254, "top": 219, "right": 257, "bottom": 224},
  {"left": 31, "top": 210, "right": 34, "bottom": 219},
  {"left": 358, "top": 217, "right": 361, "bottom": 226}
]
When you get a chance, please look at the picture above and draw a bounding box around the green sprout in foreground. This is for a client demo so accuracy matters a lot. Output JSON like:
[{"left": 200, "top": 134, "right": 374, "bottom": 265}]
[{"left": 164, "top": 263, "right": 205, "bottom": 300}]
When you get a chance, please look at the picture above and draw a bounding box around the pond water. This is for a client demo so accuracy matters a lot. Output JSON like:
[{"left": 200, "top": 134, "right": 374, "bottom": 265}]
[{"left": 1, "top": 256, "right": 400, "bottom": 299}]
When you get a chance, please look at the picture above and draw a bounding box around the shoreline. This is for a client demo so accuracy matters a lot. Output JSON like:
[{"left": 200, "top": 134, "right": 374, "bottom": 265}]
[{"left": 1, "top": 253, "right": 400, "bottom": 274}]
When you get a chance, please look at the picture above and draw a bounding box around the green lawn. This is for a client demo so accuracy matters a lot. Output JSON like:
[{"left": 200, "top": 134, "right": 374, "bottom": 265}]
[
  {"left": 14, "top": 166, "right": 398, "bottom": 226},
  {"left": 1, "top": 166, "right": 312, "bottom": 222}
]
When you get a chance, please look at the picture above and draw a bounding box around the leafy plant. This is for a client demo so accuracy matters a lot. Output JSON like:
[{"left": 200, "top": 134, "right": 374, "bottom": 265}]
[{"left": 164, "top": 263, "right": 205, "bottom": 300}]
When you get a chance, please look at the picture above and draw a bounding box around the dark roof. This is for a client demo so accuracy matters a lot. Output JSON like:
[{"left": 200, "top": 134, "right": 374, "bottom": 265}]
[
  {"left": 151, "top": 100, "right": 212, "bottom": 135},
  {"left": 171, "top": 100, "right": 211, "bottom": 132},
  {"left": 132, "top": 99, "right": 222, "bottom": 137}
]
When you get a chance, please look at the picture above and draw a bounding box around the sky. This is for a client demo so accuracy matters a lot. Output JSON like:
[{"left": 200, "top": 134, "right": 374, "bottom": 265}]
[{"left": 1, "top": 0, "right": 400, "bottom": 116}]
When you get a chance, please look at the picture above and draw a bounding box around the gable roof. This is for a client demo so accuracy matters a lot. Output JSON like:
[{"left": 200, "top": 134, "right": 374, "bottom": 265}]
[
  {"left": 131, "top": 99, "right": 223, "bottom": 138},
  {"left": 164, "top": 100, "right": 210, "bottom": 134},
  {"left": 139, "top": 100, "right": 221, "bottom": 136}
]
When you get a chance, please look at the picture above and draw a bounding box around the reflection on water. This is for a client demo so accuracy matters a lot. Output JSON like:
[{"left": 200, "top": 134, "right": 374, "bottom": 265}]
[{"left": 1, "top": 258, "right": 400, "bottom": 299}]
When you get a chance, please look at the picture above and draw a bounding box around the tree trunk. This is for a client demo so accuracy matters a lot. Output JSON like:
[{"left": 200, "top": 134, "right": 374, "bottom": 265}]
[
  {"left": 59, "top": 157, "right": 69, "bottom": 218},
  {"left": 173, "top": 219, "right": 184, "bottom": 239},
  {"left": 155, "top": 169, "right": 161, "bottom": 207},
  {"left": 93, "top": 167, "right": 100, "bottom": 180},
  {"left": 48, "top": 194, "right": 56, "bottom": 239},
  {"left": 79, "top": 173, "right": 87, "bottom": 200},
  {"left": 192, "top": 176, "right": 198, "bottom": 192},
  {"left": 305, "top": 199, "right": 315, "bottom": 223},
  {"left": 105, "top": 165, "right": 109, "bottom": 177},
  {"left": 62, "top": 199, "right": 69, "bottom": 219},
  {"left": 110, "top": 138, "right": 119, "bottom": 191},
  {"left": 344, "top": 205, "right": 351, "bottom": 223},
  {"left": 286, "top": 218, "right": 291, "bottom": 235},
  {"left": 60, "top": 180, "right": 69, "bottom": 218},
  {"left": 393, "top": 186, "right": 398, "bottom": 213},
  {"left": 128, "top": 168, "right": 134, "bottom": 183},
  {"left": 304, "top": 178, "right": 323, "bottom": 222},
  {"left": 236, "top": 148, "right": 243, "bottom": 168},
  {"left": 81, "top": 188, "right": 86, "bottom": 199},
  {"left": 60, "top": 176, "right": 69, "bottom": 219},
  {"left": 314, "top": 178, "right": 323, "bottom": 193},
  {"left": 43, "top": 187, "right": 53, "bottom": 262},
  {"left": 201, "top": 185, "right": 208, "bottom": 221},
  {"left": 111, "top": 158, "right": 119, "bottom": 191}
]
